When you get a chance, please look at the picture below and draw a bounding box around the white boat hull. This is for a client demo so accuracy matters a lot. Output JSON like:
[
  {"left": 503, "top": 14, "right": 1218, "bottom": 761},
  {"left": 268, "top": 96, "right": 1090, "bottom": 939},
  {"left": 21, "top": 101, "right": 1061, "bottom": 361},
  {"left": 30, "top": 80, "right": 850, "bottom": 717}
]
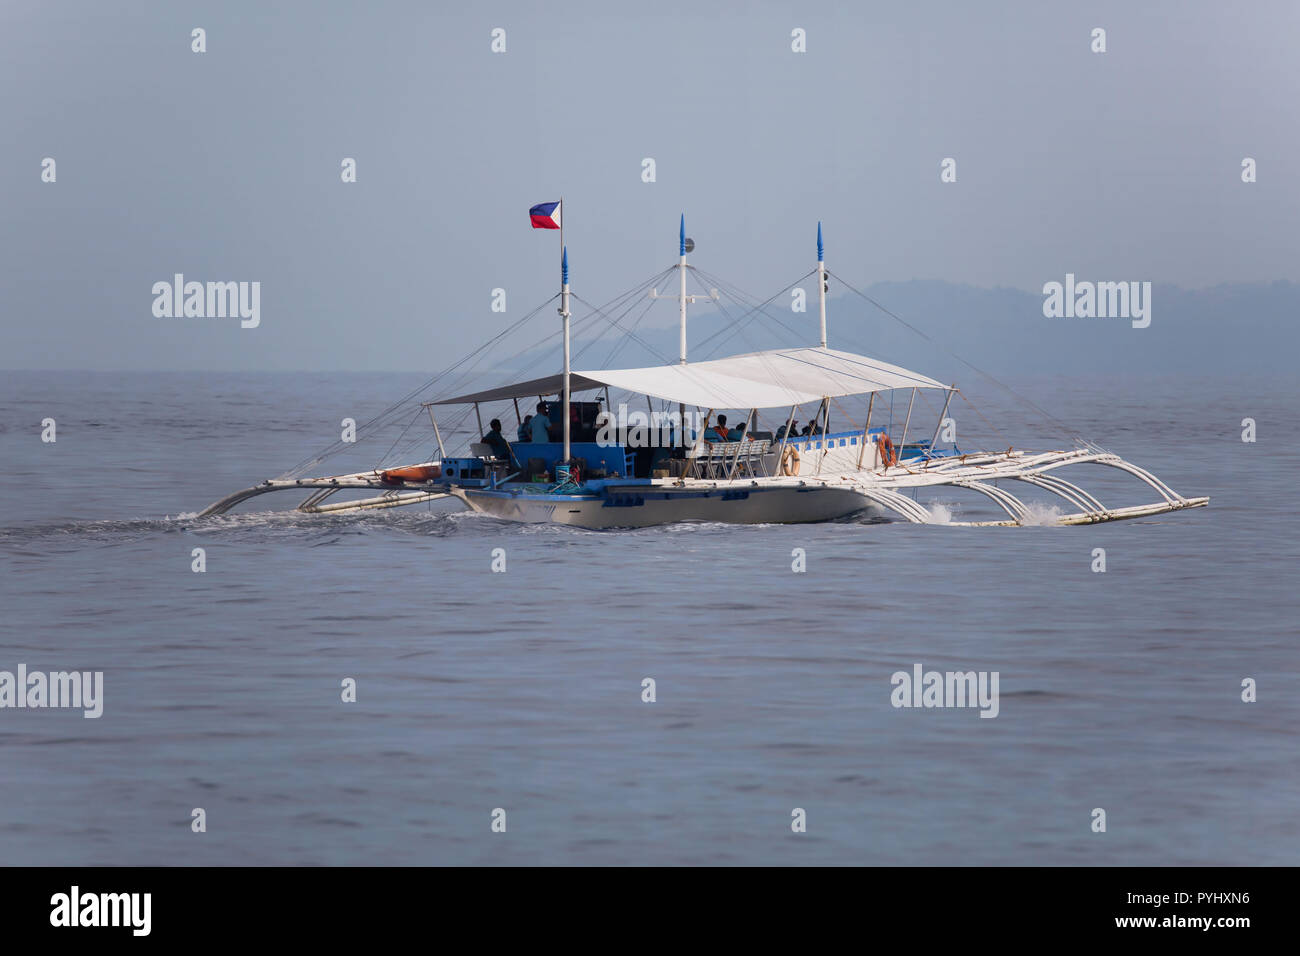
[
  {"left": 460, "top": 481, "right": 877, "bottom": 528},
  {"left": 199, "top": 448, "right": 1207, "bottom": 529}
]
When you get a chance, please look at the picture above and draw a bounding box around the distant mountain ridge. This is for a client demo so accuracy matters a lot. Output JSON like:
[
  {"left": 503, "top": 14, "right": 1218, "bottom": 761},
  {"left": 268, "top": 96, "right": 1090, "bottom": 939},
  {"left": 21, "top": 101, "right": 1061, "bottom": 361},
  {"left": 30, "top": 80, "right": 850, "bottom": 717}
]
[{"left": 505, "top": 279, "right": 1299, "bottom": 383}]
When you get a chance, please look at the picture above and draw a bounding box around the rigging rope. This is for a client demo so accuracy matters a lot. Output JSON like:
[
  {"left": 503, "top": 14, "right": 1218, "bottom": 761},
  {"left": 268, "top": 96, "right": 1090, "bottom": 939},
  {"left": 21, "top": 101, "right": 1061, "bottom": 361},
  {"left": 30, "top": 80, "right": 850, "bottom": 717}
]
[
  {"left": 826, "top": 269, "right": 1088, "bottom": 447},
  {"left": 279, "top": 294, "right": 561, "bottom": 478},
  {"left": 281, "top": 256, "right": 1100, "bottom": 479}
]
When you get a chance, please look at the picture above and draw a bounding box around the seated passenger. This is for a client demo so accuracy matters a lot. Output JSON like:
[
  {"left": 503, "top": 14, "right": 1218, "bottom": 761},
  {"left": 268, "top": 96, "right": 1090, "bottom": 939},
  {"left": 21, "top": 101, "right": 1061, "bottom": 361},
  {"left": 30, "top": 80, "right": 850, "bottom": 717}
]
[
  {"left": 481, "top": 419, "right": 519, "bottom": 469},
  {"left": 731, "top": 422, "right": 749, "bottom": 440},
  {"left": 530, "top": 402, "right": 552, "bottom": 443},
  {"left": 703, "top": 414, "right": 731, "bottom": 443}
]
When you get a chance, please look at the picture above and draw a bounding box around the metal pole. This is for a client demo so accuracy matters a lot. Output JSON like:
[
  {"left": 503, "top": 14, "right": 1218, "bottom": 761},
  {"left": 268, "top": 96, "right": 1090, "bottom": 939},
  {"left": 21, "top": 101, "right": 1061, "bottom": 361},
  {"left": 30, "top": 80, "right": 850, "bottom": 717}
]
[
  {"left": 779, "top": 405, "right": 797, "bottom": 447},
  {"left": 678, "top": 215, "right": 688, "bottom": 450},
  {"left": 776, "top": 405, "right": 797, "bottom": 476},
  {"left": 560, "top": 247, "right": 571, "bottom": 464},
  {"left": 816, "top": 397, "right": 830, "bottom": 475},
  {"left": 816, "top": 221, "right": 827, "bottom": 348},
  {"left": 424, "top": 403, "right": 446, "bottom": 460},
  {"left": 898, "top": 388, "right": 917, "bottom": 459},
  {"left": 856, "top": 392, "right": 876, "bottom": 470},
  {"left": 678, "top": 214, "right": 687, "bottom": 365},
  {"left": 686, "top": 408, "right": 712, "bottom": 480},
  {"left": 928, "top": 386, "right": 957, "bottom": 454},
  {"left": 728, "top": 408, "right": 755, "bottom": 479}
]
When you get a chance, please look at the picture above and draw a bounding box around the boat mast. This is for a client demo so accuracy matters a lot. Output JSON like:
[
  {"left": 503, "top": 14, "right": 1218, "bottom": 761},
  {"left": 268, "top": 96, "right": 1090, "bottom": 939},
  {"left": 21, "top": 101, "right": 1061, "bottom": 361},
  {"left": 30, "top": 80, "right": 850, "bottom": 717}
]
[
  {"left": 817, "top": 221, "right": 827, "bottom": 348},
  {"left": 816, "top": 223, "right": 829, "bottom": 473},
  {"left": 647, "top": 214, "right": 703, "bottom": 447},
  {"left": 679, "top": 214, "right": 688, "bottom": 365},
  {"left": 677, "top": 214, "right": 688, "bottom": 445},
  {"left": 560, "top": 245, "right": 571, "bottom": 464}
]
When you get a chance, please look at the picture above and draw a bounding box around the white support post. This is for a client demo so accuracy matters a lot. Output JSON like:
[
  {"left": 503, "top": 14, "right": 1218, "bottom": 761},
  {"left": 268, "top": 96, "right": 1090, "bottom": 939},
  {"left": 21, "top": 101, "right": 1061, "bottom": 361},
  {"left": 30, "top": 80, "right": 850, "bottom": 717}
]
[
  {"left": 777, "top": 405, "right": 797, "bottom": 454},
  {"left": 424, "top": 403, "right": 446, "bottom": 460},
  {"left": 898, "top": 388, "right": 917, "bottom": 458},
  {"left": 773, "top": 405, "right": 798, "bottom": 478},
  {"left": 685, "top": 408, "right": 713, "bottom": 480},
  {"left": 561, "top": 248, "right": 571, "bottom": 465},
  {"left": 678, "top": 216, "right": 689, "bottom": 446},
  {"left": 817, "top": 221, "right": 827, "bottom": 349},
  {"left": 856, "top": 393, "right": 876, "bottom": 470},
  {"left": 728, "top": 408, "right": 755, "bottom": 479},
  {"left": 928, "top": 386, "right": 956, "bottom": 454},
  {"left": 678, "top": 215, "right": 689, "bottom": 366},
  {"left": 815, "top": 397, "right": 831, "bottom": 475}
]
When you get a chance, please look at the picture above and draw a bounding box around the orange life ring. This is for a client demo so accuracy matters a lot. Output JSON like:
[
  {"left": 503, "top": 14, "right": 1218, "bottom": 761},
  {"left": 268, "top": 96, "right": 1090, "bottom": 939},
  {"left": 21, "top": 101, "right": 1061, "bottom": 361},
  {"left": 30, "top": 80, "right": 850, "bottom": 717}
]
[
  {"left": 780, "top": 444, "right": 801, "bottom": 476},
  {"left": 877, "top": 435, "right": 897, "bottom": 468}
]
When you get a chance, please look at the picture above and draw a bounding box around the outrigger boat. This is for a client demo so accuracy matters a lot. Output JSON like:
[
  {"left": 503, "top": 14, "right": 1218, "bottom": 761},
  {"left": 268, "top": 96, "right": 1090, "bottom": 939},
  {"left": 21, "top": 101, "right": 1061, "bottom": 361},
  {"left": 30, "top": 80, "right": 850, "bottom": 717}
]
[{"left": 200, "top": 219, "right": 1207, "bottom": 528}]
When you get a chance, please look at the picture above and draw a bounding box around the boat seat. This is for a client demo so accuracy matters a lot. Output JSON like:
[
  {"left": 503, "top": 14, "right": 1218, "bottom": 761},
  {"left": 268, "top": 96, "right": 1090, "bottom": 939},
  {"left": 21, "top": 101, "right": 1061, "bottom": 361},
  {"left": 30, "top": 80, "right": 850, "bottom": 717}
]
[
  {"left": 470, "top": 442, "right": 495, "bottom": 459},
  {"left": 689, "top": 440, "right": 772, "bottom": 479},
  {"left": 726, "top": 439, "right": 771, "bottom": 478}
]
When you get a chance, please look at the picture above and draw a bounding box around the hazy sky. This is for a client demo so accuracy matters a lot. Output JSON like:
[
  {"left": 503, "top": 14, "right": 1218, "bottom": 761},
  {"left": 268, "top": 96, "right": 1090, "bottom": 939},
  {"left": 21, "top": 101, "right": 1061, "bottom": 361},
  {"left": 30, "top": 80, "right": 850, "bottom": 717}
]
[{"left": 2, "top": 0, "right": 1296, "bottom": 370}]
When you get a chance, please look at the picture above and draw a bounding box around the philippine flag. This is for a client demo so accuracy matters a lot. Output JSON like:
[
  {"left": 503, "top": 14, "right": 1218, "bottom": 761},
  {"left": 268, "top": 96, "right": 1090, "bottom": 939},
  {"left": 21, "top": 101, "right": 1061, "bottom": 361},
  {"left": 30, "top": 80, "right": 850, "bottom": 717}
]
[{"left": 529, "top": 200, "right": 562, "bottom": 230}]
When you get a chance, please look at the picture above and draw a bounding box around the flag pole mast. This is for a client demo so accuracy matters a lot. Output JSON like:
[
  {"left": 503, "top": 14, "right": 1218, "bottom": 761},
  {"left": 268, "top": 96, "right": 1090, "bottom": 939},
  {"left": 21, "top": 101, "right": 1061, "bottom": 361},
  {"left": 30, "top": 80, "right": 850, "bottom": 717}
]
[
  {"left": 678, "top": 214, "right": 687, "bottom": 448},
  {"left": 817, "top": 220, "right": 827, "bottom": 349},
  {"left": 560, "top": 243, "right": 571, "bottom": 468},
  {"left": 678, "top": 214, "right": 687, "bottom": 365}
]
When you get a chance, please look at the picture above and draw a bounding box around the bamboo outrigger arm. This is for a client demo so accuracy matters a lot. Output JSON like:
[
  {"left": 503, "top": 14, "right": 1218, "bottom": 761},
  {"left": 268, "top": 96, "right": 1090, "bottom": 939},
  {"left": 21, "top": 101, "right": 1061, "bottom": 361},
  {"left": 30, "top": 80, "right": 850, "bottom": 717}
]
[
  {"left": 198, "top": 465, "right": 452, "bottom": 517},
  {"left": 846, "top": 446, "right": 1208, "bottom": 526}
]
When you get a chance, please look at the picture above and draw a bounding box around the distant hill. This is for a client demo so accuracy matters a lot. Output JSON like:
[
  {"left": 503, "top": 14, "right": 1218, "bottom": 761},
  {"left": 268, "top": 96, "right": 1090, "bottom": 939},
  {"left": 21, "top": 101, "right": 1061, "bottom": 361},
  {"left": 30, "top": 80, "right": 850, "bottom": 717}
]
[{"left": 500, "top": 279, "right": 1300, "bottom": 384}]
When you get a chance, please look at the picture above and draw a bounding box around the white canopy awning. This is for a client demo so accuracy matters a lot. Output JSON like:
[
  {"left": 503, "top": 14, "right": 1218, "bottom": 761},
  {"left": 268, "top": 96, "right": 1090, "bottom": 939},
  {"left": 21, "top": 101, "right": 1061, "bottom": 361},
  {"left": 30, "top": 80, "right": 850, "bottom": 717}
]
[{"left": 432, "top": 346, "right": 946, "bottom": 409}]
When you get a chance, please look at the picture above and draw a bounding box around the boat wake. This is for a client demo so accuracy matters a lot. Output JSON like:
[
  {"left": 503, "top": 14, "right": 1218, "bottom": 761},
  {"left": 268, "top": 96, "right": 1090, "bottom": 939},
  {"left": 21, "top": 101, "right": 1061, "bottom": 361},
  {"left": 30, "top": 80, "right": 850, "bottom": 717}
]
[
  {"left": 0, "top": 506, "right": 725, "bottom": 550},
  {"left": 925, "top": 501, "right": 956, "bottom": 525},
  {"left": 1017, "top": 501, "right": 1065, "bottom": 526}
]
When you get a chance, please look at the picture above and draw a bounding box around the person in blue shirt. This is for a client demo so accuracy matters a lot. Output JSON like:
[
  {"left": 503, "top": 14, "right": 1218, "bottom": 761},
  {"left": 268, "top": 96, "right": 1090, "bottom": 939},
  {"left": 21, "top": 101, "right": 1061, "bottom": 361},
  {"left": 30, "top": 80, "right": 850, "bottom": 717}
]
[
  {"left": 481, "top": 419, "right": 519, "bottom": 469},
  {"left": 517, "top": 415, "right": 532, "bottom": 442},
  {"left": 530, "top": 402, "right": 552, "bottom": 443}
]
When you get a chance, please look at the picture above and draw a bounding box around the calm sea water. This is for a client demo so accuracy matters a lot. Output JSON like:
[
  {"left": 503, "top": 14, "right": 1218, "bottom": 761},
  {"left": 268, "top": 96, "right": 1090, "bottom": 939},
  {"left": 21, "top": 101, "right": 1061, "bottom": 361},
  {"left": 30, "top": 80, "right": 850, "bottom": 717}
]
[{"left": 0, "top": 371, "right": 1296, "bottom": 865}]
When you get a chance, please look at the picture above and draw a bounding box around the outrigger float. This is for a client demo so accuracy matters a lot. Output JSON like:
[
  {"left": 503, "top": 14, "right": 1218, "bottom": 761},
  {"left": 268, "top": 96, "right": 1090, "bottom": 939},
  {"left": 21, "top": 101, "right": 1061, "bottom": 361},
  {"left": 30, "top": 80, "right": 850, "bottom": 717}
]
[{"left": 200, "top": 219, "right": 1207, "bottom": 528}]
